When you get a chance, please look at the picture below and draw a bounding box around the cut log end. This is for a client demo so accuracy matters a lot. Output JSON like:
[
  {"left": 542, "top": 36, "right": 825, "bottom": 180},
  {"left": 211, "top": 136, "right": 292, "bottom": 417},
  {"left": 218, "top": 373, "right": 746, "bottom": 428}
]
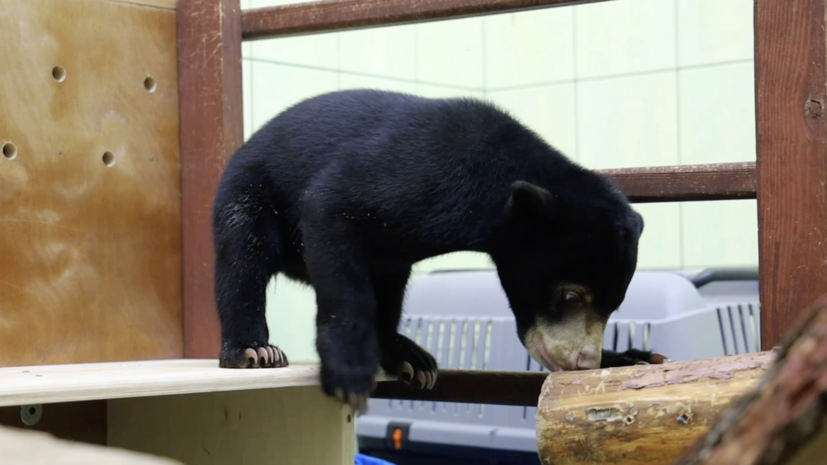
[{"left": 535, "top": 351, "right": 775, "bottom": 465}]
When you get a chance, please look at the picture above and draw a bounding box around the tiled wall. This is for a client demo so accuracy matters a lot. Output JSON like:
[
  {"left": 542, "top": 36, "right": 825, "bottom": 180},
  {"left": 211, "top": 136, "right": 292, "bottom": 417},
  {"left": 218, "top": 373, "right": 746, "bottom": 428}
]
[{"left": 240, "top": 0, "right": 757, "bottom": 361}]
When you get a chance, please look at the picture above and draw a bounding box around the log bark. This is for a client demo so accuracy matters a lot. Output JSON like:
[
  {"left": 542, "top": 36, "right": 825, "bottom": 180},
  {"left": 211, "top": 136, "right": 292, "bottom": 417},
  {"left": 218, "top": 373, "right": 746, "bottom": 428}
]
[
  {"left": 535, "top": 351, "right": 775, "bottom": 465},
  {"left": 672, "top": 293, "right": 827, "bottom": 465}
]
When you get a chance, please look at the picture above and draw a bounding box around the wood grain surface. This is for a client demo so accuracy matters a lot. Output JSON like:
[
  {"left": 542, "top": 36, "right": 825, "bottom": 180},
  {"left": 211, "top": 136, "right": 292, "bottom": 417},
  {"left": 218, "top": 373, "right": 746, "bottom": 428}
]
[
  {"left": 755, "top": 0, "right": 827, "bottom": 349},
  {"left": 242, "top": 0, "right": 611, "bottom": 39},
  {"left": 0, "top": 424, "right": 181, "bottom": 465},
  {"left": 600, "top": 162, "right": 755, "bottom": 203},
  {"left": 178, "top": 0, "right": 245, "bottom": 359},
  {"left": 0, "top": 0, "right": 183, "bottom": 367},
  {"left": 535, "top": 352, "right": 774, "bottom": 465},
  {"left": 0, "top": 360, "right": 332, "bottom": 407}
]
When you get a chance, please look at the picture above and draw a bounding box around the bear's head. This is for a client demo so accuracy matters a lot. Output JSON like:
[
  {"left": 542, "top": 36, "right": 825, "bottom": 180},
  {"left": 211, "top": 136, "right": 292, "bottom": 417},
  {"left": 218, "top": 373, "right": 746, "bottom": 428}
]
[{"left": 494, "top": 179, "right": 644, "bottom": 372}]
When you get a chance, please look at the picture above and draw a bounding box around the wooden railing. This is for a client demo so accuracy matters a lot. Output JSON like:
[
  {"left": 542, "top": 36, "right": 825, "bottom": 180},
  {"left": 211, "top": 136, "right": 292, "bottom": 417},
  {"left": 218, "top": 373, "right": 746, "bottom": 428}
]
[{"left": 177, "top": 0, "right": 827, "bottom": 405}]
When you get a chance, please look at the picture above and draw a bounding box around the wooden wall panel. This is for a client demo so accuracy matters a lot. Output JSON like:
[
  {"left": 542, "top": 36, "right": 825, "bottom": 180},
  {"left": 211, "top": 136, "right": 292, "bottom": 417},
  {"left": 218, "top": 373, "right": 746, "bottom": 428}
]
[
  {"left": 0, "top": 0, "right": 183, "bottom": 366},
  {"left": 755, "top": 0, "right": 827, "bottom": 349},
  {"left": 178, "top": 0, "right": 244, "bottom": 359}
]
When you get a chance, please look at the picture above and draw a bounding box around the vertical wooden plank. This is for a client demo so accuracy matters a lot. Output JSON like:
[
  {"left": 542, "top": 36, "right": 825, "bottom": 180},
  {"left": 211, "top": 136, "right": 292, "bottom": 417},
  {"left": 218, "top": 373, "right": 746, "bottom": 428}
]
[
  {"left": 755, "top": 0, "right": 827, "bottom": 349},
  {"left": 177, "top": 0, "right": 244, "bottom": 358}
]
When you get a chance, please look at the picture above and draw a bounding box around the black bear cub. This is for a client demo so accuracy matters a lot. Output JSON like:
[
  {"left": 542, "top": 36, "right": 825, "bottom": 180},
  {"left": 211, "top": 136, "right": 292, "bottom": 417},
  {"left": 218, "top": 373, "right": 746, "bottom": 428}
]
[{"left": 212, "top": 89, "right": 664, "bottom": 411}]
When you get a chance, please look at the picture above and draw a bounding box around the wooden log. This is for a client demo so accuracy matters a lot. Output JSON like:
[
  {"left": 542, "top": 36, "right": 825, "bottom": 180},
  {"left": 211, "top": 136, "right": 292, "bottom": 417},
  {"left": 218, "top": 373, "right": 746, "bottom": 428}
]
[
  {"left": 672, "top": 293, "right": 827, "bottom": 465},
  {"left": 535, "top": 351, "right": 775, "bottom": 465}
]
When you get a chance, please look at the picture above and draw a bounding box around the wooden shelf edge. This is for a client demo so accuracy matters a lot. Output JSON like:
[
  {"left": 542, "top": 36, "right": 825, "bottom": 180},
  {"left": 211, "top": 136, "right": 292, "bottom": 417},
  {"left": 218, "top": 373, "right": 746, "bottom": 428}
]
[{"left": 0, "top": 359, "right": 340, "bottom": 407}]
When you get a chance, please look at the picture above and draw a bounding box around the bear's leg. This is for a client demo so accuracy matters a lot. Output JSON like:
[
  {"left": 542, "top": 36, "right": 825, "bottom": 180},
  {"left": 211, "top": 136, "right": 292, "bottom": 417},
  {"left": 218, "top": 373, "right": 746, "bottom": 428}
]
[
  {"left": 373, "top": 269, "right": 438, "bottom": 390},
  {"left": 213, "top": 198, "right": 287, "bottom": 369},
  {"left": 303, "top": 221, "right": 380, "bottom": 412},
  {"left": 600, "top": 348, "right": 669, "bottom": 368}
]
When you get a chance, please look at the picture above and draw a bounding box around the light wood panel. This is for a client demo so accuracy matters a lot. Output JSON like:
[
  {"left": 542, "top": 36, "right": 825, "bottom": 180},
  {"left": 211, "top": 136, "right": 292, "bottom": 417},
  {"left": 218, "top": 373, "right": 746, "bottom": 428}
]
[
  {"left": 0, "top": 0, "right": 183, "bottom": 366},
  {"left": 109, "top": 386, "right": 355, "bottom": 465},
  {"left": 0, "top": 424, "right": 180, "bottom": 465},
  {"left": 0, "top": 360, "right": 352, "bottom": 407},
  {"left": 178, "top": 0, "right": 244, "bottom": 359}
]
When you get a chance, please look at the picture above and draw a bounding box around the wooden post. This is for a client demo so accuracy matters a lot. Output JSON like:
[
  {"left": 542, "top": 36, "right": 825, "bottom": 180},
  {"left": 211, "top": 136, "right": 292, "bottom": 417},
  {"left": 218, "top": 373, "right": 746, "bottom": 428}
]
[
  {"left": 755, "top": 0, "right": 827, "bottom": 349},
  {"left": 177, "top": 0, "right": 245, "bottom": 359}
]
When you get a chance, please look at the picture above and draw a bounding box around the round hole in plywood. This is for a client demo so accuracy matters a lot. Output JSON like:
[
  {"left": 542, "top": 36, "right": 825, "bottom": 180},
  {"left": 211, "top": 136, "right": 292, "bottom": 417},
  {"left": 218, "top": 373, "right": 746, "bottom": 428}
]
[
  {"left": 2, "top": 142, "right": 17, "bottom": 160},
  {"left": 102, "top": 151, "right": 115, "bottom": 167},
  {"left": 52, "top": 65, "right": 66, "bottom": 82},
  {"left": 144, "top": 76, "right": 157, "bottom": 92}
]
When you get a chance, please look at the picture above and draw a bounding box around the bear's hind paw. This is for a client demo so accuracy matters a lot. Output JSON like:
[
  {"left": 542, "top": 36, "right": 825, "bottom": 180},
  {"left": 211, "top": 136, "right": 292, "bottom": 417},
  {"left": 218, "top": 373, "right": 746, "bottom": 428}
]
[{"left": 219, "top": 342, "right": 289, "bottom": 368}]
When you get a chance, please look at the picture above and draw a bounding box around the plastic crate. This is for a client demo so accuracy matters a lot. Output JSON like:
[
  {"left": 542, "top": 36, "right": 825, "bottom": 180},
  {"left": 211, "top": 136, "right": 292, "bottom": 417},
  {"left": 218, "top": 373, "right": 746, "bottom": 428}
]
[{"left": 357, "top": 267, "right": 760, "bottom": 464}]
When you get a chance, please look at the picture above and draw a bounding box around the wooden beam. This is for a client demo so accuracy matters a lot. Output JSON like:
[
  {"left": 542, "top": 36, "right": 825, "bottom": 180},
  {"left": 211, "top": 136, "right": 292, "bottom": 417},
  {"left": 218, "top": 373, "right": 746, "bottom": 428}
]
[
  {"left": 754, "top": 0, "right": 827, "bottom": 349},
  {"left": 533, "top": 351, "right": 774, "bottom": 465},
  {"left": 178, "top": 0, "right": 244, "bottom": 359},
  {"left": 372, "top": 369, "right": 547, "bottom": 407},
  {"left": 242, "top": 0, "right": 611, "bottom": 40},
  {"left": 672, "top": 293, "right": 827, "bottom": 465},
  {"left": 599, "top": 162, "right": 756, "bottom": 203}
]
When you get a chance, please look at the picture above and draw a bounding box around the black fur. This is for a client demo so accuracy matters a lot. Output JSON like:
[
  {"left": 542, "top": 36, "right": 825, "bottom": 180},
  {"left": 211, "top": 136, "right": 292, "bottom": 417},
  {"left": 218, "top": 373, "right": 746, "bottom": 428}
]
[{"left": 212, "top": 89, "right": 653, "bottom": 403}]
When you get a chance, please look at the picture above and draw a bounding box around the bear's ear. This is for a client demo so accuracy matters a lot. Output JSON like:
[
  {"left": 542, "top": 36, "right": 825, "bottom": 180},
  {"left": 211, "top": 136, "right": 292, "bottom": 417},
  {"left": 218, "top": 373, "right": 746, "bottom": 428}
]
[{"left": 505, "top": 181, "right": 555, "bottom": 219}]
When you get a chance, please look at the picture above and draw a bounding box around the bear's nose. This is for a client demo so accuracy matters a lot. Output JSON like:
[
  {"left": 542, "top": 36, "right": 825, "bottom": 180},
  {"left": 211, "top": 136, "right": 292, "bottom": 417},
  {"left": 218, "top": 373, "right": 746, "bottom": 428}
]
[{"left": 575, "top": 351, "right": 600, "bottom": 370}]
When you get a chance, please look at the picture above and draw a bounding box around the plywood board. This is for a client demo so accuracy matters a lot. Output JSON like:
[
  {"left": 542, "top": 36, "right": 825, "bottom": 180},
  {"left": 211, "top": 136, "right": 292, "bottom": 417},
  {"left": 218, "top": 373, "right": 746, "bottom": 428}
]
[
  {"left": 0, "top": 360, "right": 370, "bottom": 407},
  {"left": 109, "top": 385, "right": 355, "bottom": 465},
  {"left": 0, "top": 0, "right": 182, "bottom": 366},
  {"left": 0, "top": 424, "right": 181, "bottom": 465}
]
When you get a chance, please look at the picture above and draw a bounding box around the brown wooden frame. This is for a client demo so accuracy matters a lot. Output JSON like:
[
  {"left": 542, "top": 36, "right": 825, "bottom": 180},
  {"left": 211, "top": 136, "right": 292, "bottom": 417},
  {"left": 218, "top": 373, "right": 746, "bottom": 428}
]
[{"left": 177, "top": 0, "right": 827, "bottom": 404}]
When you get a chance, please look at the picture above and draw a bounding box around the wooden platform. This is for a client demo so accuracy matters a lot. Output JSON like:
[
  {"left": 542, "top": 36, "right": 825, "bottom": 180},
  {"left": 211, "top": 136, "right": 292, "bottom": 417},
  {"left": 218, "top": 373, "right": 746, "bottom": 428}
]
[
  {"left": 0, "top": 360, "right": 363, "bottom": 465},
  {"left": 0, "top": 360, "right": 330, "bottom": 407}
]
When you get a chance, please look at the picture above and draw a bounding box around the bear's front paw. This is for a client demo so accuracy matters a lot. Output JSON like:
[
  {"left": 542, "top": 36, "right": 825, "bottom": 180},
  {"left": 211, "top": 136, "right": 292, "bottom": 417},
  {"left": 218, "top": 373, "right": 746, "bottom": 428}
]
[
  {"left": 219, "top": 341, "right": 289, "bottom": 368},
  {"left": 320, "top": 363, "right": 378, "bottom": 414},
  {"left": 379, "top": 334, "right": 438, "bottom": 390},
  {"left": 600, "top": 348, "right": 670, "bottom": 368}
]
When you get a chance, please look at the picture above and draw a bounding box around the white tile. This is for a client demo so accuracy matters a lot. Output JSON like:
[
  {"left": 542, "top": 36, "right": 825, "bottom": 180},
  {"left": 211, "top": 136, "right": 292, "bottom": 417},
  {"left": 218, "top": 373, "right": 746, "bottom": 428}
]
[
  {"left": 678, "top": 62, "right": 756, "bottom": 164},
  {"left": 634, "top": 203, "right": 683, "bottom": 268},
  {"left": 486, "top": 84, "right": 578, "bottom": 161},
  {"left": 574, "top": 0, "right": 676, "bottom": 80},
  {"left": 250, "top": 62, "right": 339, "bottom": 134},
  {"left": 339, "top": 74, "right": 417, "bottom": 95},
  {"left": 339, "top": 25, "right": 417, "bottom": 81},
  {"left": 266, "top": 276, "right": 320, "bottom": 363},
  {"left": 483, "top": 8, "right": 574, "bottom": 90},
  {"left": 251, "top": 35, "right": 339, "bottom": 71},
  {"left": 242, "top": 59, "right": 254, "bottom": 141},
  {"left": 576, "top": 71, "right": 679, "bottom": 170},
  {"left": 416, "top": 17, "right": 484, "bottom": 90},
  {"left": 412, "top": 252, "right": 494, "bottom": 280},
  {"left": 250, "top": 0, "right": 338, "bottom": 70},
  {"left": 681, "top": 200, "right": 758, "bottom": 267},
  {"left": 677, "top": 0, "right": 753, "bottom": 67},
  {"left": 413, "top": 83, "right": 483, "bottom": 100}
]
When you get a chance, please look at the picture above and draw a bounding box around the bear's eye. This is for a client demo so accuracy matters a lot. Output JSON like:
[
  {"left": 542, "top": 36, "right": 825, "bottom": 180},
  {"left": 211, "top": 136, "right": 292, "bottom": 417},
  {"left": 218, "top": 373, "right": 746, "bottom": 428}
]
[{"left": 564, "top": 291, "right": 582, "bottom": 307}]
